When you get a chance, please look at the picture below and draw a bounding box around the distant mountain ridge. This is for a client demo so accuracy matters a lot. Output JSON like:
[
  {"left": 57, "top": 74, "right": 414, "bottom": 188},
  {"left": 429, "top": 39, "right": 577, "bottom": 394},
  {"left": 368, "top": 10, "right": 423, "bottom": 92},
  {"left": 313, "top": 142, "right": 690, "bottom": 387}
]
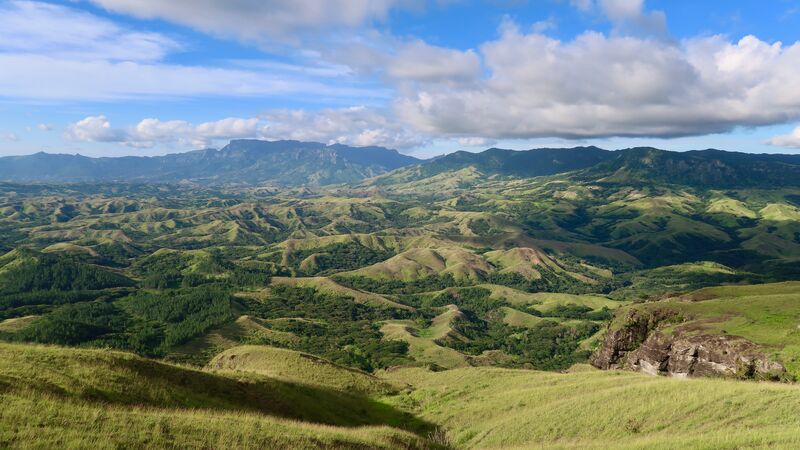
[
  {"left": 2, "top": 140, "right": 800, "bottom": 188},
  {"left": 580, "top": 148, "right": 800, "bottom": 188},
  {"left": 372, "top": 146, "right": 800, "bottom": 189},
  {"left": 0, "top": 140, "right": 421, "bottom": 186}
]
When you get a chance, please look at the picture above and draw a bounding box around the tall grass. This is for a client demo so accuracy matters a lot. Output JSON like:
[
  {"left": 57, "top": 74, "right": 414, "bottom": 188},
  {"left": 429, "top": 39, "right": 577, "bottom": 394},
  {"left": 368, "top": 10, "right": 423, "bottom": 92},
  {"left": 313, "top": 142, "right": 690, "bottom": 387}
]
[{"left": 383, "top": 366, "right": 800, "bottom": 449}]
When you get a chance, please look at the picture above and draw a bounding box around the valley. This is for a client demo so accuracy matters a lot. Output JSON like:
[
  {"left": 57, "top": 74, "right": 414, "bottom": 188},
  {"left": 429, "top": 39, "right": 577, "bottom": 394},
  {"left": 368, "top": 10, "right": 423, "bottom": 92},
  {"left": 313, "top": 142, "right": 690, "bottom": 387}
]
[{"left": 1, "top": 142, "right": 800, "bottom": 448}]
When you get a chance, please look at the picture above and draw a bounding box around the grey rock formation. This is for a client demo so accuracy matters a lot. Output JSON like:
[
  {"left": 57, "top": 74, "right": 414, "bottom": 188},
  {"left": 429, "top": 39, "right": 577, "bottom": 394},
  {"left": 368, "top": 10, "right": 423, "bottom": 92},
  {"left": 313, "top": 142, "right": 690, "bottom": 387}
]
[{"left": 592, "top": 309, "right": 786, "bottom": 380}]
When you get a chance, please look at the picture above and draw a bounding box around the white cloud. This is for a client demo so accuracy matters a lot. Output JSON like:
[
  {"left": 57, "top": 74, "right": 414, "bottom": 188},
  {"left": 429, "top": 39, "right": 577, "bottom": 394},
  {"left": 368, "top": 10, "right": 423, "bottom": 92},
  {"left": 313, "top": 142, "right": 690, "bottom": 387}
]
[
  {"left": 0, "top": 1, "right": 179, "bottom": 61},
  {"left": 395, "top": 25, "right": 800, "bottom": 140},
  {"left": 64, "top": 109, "right": 424, "bottom": 150},
  {"left": 64, "top": 116, "right": 125, "bottom": 142},
  {"left": 36, "top": 124, "right": 53, "bottom": 131},
  {"left": 0, "top": 2, "right": 379, "bottom": 101},
  {"left": 2, "top": 133, "right": 19, "bottom": 142},
  {"left": 385, "top": 41, "right": 481, "bottom": 84},
  {"left": 87, "top": 0, "right": 407, "bottom": 41},
  {"left": 567, "top": 0, "right": 667, "bottom": 37},
  {"left": 457, "top": 137, "right": 496, "bottom": 147},
  {"left": 260, "top": 106, "right": 425, "bottom": 149},
  {"left": 531, "top": 18, "right": 557, "bottom": 34},
  {"left": 767, "top": 127, "right": 800, "bottom": 149},
  {"left": 0, "top": 54, "right": 379, "bottom": 101},
  {"left": 600, "top": 0, "right": 667, "bottom": 37},
  {"left": 599, "top": 0, "right": 645, "bottom": 22},
  {"left": 65, "top": 116, "right": 260, "bottom": 148}
]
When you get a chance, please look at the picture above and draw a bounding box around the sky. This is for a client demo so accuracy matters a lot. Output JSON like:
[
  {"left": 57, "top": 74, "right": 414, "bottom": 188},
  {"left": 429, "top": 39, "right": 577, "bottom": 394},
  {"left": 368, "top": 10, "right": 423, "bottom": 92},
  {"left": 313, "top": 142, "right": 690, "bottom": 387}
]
[{"left": 1, "top": 0, "right": 800, "bottom": 158}]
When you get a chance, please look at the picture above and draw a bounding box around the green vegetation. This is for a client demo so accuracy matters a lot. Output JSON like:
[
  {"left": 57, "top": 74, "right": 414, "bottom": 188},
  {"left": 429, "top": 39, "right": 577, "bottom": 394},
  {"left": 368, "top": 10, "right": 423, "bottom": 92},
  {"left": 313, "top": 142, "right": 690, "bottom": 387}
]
[
  {"left": 0, "top": 144, "right": 799, "bottom": 448},
  {"left": 0, "top": 249, "right": 133, "bottom": 293},
  {"left": 209, "top": 345, "right": 397, "bottom": 395},
  {"left": 382, "top": 365, "right": 800, "bottom": 449},
  {"left": 0, "top": 342, "right": 436, "bottom": 449},
  {"left": 239, "top": 285, "right": 413, "bottom": 372}
]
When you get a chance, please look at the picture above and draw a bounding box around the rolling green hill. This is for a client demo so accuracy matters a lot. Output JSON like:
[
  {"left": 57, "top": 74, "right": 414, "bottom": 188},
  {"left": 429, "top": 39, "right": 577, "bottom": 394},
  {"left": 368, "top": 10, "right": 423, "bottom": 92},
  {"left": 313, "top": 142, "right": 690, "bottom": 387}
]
[
  {"left": 1, "top": 142, "right": 800, "bottom": 448},
  {"left": 208, "top": 345, "right": 397, "bottom": 395},
  {"left": 0, "top": 342, "right": 437, "bottom": 449}
]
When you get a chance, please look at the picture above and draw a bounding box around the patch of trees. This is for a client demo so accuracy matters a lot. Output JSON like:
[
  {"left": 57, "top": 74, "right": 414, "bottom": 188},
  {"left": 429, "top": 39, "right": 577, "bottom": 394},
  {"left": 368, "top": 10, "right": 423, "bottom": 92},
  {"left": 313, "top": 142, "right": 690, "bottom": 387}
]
[
  {"left": 17, "top": 301, "right": 129, "bottom": 346},
  {"left": 10, "top": 286, "right": 234, "bottom": 357},
  {"left": 0, "top": 289, "right": 130, "bottom": 320},
  {"left": 240, "top": 285, "right": 412, "bottom": 371},
  {"left": 421, "top": 287, "right": 601, "bottom": 370},
  {"left": 542, "top": 304, "right": 613, "bottom": 321},
  {"left": 122, "top": 286, "right": 234, "bottom": 351},
  {"left": 0, "top": 254, "right": 134, "bottom": 294},
  {"left": 332, "top": 273, "right": 462, "bottom": 295},
  {"left": 289, "top": 242, "right": 394, "bottom": 275}
]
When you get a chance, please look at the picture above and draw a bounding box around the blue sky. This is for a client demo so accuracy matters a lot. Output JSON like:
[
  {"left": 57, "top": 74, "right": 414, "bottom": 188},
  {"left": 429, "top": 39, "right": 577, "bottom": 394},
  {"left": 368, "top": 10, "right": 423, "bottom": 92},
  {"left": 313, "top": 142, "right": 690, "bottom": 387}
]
[{"left": 1, "top": 0, "right": 800, "bottom": 158}]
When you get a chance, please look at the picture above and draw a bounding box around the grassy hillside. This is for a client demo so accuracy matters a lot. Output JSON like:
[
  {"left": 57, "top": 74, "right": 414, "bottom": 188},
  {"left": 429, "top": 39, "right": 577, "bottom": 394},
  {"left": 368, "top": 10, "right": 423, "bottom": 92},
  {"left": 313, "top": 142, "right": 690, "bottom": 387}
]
[
  {"left": 382, "top": 365, "right": 800, "bottom": 449},
  {"left": 208, "top": 345, "right": 397, "bottom": 395},
  {"left": 0, "top": 342, "right": 436, "bottom": 449}
]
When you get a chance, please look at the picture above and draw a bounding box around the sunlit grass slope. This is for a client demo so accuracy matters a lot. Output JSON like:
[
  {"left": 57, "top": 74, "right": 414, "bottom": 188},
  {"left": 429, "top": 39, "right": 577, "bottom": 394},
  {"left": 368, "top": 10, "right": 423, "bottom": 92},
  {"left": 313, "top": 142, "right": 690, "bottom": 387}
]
[
  {"left": 383, "top": 365, "right": 800, "bottom": 449},
  {"left": 208, "top": 345, "right": 396, "bottom": 395},
  {"left": 0, "top": 343, "right": 435, "bottom": 450}
]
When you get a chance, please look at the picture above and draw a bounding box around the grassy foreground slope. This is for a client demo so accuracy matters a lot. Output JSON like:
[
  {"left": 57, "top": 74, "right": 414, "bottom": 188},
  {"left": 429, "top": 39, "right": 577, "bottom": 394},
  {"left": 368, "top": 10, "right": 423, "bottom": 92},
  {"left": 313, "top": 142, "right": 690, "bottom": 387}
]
[
  {"left": 0, "top": 343, "right": 435, "bottom": 450},
  {"left": 383, "top": 366, "right": 800, "bottom": 449}
]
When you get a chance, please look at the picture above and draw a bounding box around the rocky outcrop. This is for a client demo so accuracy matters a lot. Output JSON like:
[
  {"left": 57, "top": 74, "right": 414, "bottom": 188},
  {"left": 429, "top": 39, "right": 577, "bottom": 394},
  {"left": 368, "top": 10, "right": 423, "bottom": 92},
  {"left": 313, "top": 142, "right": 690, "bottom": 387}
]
[
  {"left": 592, "top": 309, "right": 786, "bottom": 381},
  {"left": 591, "top": 308, "right": 679, "bottom": 370}
]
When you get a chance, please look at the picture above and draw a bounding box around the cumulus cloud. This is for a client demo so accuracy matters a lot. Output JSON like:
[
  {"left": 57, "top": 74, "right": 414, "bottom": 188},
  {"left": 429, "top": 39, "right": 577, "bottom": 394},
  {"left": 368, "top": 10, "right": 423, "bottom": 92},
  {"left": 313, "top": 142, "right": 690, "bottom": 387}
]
[
  {"left": 395, "top": 24, "right": 800, "bottom": 140},
  {"left": 2, "top": 133, "right": 19, "bottom": 142},
  {"left": 65, "top": 109, "right": 424, "bottom": 150},
  {"left": 767, "top": 127, "right": 800, "bottom": 149},
  {"left": 87, "top": 0, "right": 407, "bottom": 41},
  {"left": 600, "top": 0, "right": 667, "bottom": 37},
  {"left": 65, "top": 116, "right": 260, "bottom": 148},
  {"left": 64, "top": 116, "right": 125, "bottom": 142},
  {"left": 260, "top": 106, "right": 425, "bottom": 149},
  {"left": 37, "top": 124, "right": 53, "bottom": 131},
  {"left": 385, "top": 41, "right": 481, "bottom": 84}
]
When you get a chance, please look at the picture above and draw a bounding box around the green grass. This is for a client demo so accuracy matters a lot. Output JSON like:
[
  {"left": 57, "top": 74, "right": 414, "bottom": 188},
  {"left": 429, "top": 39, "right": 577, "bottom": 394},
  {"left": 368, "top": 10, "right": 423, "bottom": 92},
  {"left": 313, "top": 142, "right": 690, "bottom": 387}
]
[
  {"left": 0, "top": 394, "right": 430, "bottom": 450},
  {"left": 499, "top": 306, "right": 544, "bottom": 328},
  {"left": 706, "top": 197, "right": 757, "bottom": 218},
  {"left": 0, "top": 315, "right": 38, "bottom": 332},
  {"left": 0, "top": 342, "right": 438, "bottom": 449},
  {"left": 344, "top": 247, "right": 493, "bottom": 282},
  {"left": 382, "top": 365, "right": 800, "bottom": 449},
  {"left": 522, "top": 292, "right": 624, "bottom": 312},
  {"left": 208, "top": 345, "right": 396, "bottom": 395},
  {"left": 380, "top": 313, "right": 471, "bottom": 370}
]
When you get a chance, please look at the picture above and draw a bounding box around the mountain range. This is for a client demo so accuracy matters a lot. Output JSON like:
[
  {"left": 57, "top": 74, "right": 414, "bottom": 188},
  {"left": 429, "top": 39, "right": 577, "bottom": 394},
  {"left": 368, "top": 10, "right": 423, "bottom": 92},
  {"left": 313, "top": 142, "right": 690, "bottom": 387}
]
[
  {"left": 0, "top": 140, "right": 420, "bottom": 186},
  {"left": 2, "top": 140, "right": 799, "bottom": 188}
]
